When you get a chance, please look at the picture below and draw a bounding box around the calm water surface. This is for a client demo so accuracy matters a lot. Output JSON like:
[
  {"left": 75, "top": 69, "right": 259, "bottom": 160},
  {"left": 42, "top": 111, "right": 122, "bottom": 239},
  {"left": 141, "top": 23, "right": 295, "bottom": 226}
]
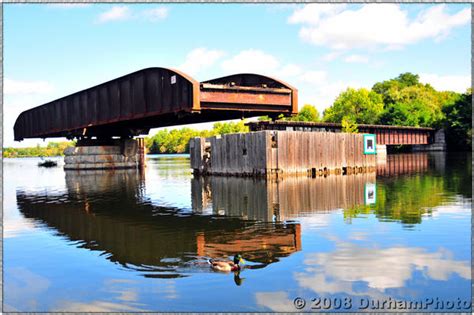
[{"left": 4, "top": 152, "right": 471, "bottom": 312}]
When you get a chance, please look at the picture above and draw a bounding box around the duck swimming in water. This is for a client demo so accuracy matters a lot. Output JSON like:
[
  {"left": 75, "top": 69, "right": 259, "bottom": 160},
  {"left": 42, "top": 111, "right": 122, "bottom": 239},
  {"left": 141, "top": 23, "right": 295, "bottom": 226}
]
[{"left": 209, "top": 254, "right": 244, "bottom": 272}]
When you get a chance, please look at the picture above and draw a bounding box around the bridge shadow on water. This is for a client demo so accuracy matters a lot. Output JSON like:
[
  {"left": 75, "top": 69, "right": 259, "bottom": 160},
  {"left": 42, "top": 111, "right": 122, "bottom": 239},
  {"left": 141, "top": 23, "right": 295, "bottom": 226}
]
[{"left": 15, "top": 151, "right": 469, "bottom": 279}]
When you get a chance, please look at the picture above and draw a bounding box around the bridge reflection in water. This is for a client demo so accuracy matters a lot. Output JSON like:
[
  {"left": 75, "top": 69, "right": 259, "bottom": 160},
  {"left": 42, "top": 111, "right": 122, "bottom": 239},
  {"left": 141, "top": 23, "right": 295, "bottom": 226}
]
[
  {"left": 16, "top": 153, "right": 439, "bottom": 278},
  {"left": 16, "top": 169, "right": 303, "bottom": 278}
]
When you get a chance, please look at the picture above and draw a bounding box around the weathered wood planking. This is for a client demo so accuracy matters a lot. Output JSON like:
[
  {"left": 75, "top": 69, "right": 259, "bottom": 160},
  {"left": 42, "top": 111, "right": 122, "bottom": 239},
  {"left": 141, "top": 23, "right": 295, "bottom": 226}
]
[
  {"left": 190, "top": 130, "right": 378, "bottom": 177},
  {"left": 191, "top": 173, "right": 376, "bottom": 221}
]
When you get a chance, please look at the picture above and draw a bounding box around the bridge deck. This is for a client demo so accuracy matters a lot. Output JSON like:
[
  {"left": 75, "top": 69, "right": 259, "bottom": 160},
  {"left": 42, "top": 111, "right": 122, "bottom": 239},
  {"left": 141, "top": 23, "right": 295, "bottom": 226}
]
[
  {"left": 247, "top": 121, "right": 435, "bottom": 145},
  {"left": 14, "top": 68, "right": 298, "bottom": 141}
]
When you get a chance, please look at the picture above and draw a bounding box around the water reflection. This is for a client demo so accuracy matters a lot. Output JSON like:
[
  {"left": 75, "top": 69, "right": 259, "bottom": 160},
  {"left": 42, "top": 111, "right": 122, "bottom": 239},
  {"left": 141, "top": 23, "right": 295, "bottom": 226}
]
[
  {"left": 16, "top": 170, "right": 301, "bottom": 278},
  {"left": 346, "top": 152, "right": 472, "bottom": 226},
  {"left": 192, "top": 174, "right": 376, "bottom": 221},
  {"left": 16, "top": 152, "right": 462, "bottom": 278},
  {"left": 296, "top": 240, "right": 470, "bottom": 292},
  {"left": 7, "top": 152, "right": 471, "bottom": 312},
  {"left": 376, "top": 153, "right": 431, "bottom": 177}
]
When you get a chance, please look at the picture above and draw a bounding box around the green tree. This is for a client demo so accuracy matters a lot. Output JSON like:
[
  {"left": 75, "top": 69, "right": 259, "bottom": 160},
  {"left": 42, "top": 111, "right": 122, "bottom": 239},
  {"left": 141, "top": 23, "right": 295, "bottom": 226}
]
[
  {"left": 442, "top": 90, "right": 472, "bottom": 150},
  {"left": 3, "top": 141, "right": 74, "bottom": 158},
  {"left": 258, "top": 115, "right": 272, "bottom": 121},
  {"left": 341, "top": 116, "right": 358, "bottom": 133},
  {"left": 372, "top": 72, "right": 421, "bottom": 105},
  {"left": 323, "top": 88, "right": 384, "bottom": 124},
  {"left": 372, "top": 73, "right": 460, "bottom": 128},
  {"left": 145, "top": 120, "right": 250, "bottom": 154},
  {"left": 290, "top": 104, "right": 320, "bottom": 122},
  {"left": 212, "top": 120, "right": 249, "bottom": 135}
]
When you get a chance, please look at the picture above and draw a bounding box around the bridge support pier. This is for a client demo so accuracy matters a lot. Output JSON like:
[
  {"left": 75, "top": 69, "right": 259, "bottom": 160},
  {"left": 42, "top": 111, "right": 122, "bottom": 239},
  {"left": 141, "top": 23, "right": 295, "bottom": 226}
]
[
  {"left": 376, "top": 145, "right": 387, "bottom": 164},
  {"left": 412, "top": 129, "right": 446, "bottom": 152},
  {"left": 64, "top": 138, "right": 146, "bottom": 170}
]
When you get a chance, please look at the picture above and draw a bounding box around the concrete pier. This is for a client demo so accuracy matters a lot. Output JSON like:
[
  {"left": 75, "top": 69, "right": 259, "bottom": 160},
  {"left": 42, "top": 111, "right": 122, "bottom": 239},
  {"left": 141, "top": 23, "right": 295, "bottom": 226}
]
[
  {"left": 64, "top": 138, "right": 145, "bottom": 170},
  {"left": 376, "top": 144, "right": 387, "bottom": 164},
  {"left": 412, "top": 129, "right": 446, "bottom": 152}
]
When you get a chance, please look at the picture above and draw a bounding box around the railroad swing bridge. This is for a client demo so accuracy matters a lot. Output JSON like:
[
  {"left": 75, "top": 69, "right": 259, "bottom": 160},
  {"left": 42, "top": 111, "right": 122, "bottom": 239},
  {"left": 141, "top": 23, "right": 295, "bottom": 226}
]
[
  {"left": 13, "top": 67, "right": 445, "bottom": 172},
  {"left": 14, "top": 68, "right": 298, "bottom": 141},
  {"left": 14, "top": 67, "right": 298, "bottom": 170}
]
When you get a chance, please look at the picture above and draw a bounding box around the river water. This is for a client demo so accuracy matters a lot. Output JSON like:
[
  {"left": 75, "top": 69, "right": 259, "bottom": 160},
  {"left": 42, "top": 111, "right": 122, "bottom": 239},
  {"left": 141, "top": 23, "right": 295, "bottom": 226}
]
[{"left": 3, "top": 152, "right": 471, "bottom": 312}]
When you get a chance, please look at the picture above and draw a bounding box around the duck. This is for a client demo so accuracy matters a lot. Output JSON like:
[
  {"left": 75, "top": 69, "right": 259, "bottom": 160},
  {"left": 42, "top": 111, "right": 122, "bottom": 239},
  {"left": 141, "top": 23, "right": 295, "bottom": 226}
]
[{"left": 209, "top": 254, "right": 244, "bottom": 272}]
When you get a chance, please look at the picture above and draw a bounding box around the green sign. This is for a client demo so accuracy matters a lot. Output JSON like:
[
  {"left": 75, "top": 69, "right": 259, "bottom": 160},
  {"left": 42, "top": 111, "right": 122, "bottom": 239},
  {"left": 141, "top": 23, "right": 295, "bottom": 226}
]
[{"left": 363, "top": 134, "right": 377, "bottom": 155}]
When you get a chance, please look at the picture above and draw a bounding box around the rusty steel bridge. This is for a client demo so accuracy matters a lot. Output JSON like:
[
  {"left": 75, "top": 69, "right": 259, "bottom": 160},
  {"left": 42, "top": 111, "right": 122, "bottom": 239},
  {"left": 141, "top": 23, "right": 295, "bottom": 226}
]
[
  {"left": 14, "top": 68, "right": 298, "bottom": 141},
  {"left": 14, "top": 67, "right": 436, "bottom": 148}
]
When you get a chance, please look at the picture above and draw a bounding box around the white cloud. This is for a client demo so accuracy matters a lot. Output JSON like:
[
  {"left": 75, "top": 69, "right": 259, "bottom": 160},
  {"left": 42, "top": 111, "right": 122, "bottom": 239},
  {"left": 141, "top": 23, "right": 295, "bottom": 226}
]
[
  {"left": 142, "top": 7, "right": 169, "bottom": 22},
  {"left": 220, "top": 50, "right": 324, "bottom": 85},
  {"left": 5, "top": 267, "right": 51, "bottom": 311},
  {"left": 298, "top": 80, "right": 364, "bottom": 112},
  {"left": 48, "top": 3, "right": 91, "bottom": 9},
  {"left": 97, "top": 6, "right": 131, "bottom": 23},
  {"left": 297, "top": 212, "right": 333, "bottom": 229},
  {"left": 255, "top": 292, "right": 297, "bottom": 312},
  {"left": 289, "top": 4, "right": 470, "bottom": 50},
  {"left": 430, "top": 201, "right": 471, "bottom": 219},
  {"left": 299, "top": 70, "right": 327, "bottom": 85},
  {"left": 344, "top": 54, "right": 369, "bottom": 63},
  {"left": 322, "top": 51, "right": 343, "bottom": 62},
  {"left": 419, "top": 73, "right": 470, "bottom": 93},
  {"left": 4, "top": 92, "right": 62, "bottom": 147},
  {"left": 221, "top": 49, "right": 280, "bottom": 75},
  {"left": 178, "top": 48, "right": 225, "bottom": 76},
  {"left": 54, "top": 300, "right": 146, "bottom": 312},
  {"left": 277, "top": 64, "right": 303, "bottom": 78},
  {"left": 96, "top": 6, "right": 170, "bottom": 24},
  {"left": 296, "top": 242, "right": 470, "bottom": 294},
  {"left": 5, "top": 79, "right": 54, "bottom": 95},
  {"left": 288, "top": 4, "right": 347, "bottom": 25},
  {"left": 4, "top": 218, "right": 37, "bottom": 238},
  {"left": 217, "top": 49, "right": 367, "bottom": 111}
]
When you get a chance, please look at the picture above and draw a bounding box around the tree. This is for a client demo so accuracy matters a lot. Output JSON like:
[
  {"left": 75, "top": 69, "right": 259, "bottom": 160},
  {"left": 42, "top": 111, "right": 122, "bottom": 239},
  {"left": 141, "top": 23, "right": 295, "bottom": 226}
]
[
  {"left": 372, "top": 72, "right": 421, "bottom": 104},
  {"left": 3, "top": 141, "right": 74, "bottom": 158},
  {"left": 290, "top": 104, "right": 320, "bottom": 122},
  {"left": 323, "top": 88, "right": 384, "bottom": 124},
  {"left": 442, "top": 90, "right": 472, "bottom": 150},
  {"left": 212, "top": 120, "right": 249, "bottom": 135},
  {"left": 258, "top": 115, "right": 272, "bottom": 121},
  {"left": 145, "top": 120, "right": 250, "bottom": 154},
  {"left": 395, "top": 72, "right": 420, "bottom": 87},
  {"left": 372, "top": 73, "right": 459, "bottom": 128},
  {"left": 341, "top": 116, "right": 358, "bottom": 133}
]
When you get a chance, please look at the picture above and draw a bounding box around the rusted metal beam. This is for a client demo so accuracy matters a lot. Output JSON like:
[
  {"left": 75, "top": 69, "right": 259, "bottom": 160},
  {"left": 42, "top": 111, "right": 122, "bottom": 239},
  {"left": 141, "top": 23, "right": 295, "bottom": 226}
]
[
  {"left": 14, "top": 70, "right": 298, "bottom": 141},
  {"left": 200, "top": 91, "right": 291, "bottom": 106}
]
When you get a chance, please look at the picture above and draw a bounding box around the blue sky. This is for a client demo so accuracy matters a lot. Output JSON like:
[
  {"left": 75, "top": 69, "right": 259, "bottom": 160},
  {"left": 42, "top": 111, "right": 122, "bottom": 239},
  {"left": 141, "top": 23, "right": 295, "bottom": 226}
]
[{"left": 4, "top": 3, "right": 471, "bottom": 147}]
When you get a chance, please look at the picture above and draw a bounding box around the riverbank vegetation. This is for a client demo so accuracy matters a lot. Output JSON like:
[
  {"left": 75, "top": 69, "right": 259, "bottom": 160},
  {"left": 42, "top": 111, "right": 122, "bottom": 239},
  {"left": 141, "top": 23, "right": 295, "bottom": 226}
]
[
  {"left": 3, "top": 142, "right": 74, "bottom": 158},
  {"left": 145, "top": 120, "right": 248, "bottom": 154},
  {"left": 3, "top": 72, "right": 470, "bottom": 157}
]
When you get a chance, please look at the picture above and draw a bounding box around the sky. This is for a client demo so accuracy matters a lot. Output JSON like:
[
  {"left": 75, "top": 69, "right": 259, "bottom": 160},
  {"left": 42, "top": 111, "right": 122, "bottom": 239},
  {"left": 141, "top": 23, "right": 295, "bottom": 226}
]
[{"left": 4, "top": 3, "right": 471, "bottom": 148}]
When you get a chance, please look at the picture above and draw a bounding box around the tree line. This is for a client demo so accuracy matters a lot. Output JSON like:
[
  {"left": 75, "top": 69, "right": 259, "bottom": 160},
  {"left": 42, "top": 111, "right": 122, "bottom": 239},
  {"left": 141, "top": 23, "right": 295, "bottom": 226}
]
[
  {"left": 3, "top": 72, "right": 471, "bottom": 157},
  {"left": 3, "top": 141, "right": 74, "bottom": 158},
  {"left": 279, "top": 72, "right": 471, "bottom": 150}
]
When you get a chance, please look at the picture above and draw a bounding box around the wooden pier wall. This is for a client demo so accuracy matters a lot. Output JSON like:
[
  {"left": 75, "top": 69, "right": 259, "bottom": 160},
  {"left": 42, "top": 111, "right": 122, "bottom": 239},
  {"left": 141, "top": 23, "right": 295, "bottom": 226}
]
[
  {"left": 190, "top": 131, "right": 377, "bottom": 177},
  {"left": 191, "top": 173, "right": 376, "bottom": 222}
]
